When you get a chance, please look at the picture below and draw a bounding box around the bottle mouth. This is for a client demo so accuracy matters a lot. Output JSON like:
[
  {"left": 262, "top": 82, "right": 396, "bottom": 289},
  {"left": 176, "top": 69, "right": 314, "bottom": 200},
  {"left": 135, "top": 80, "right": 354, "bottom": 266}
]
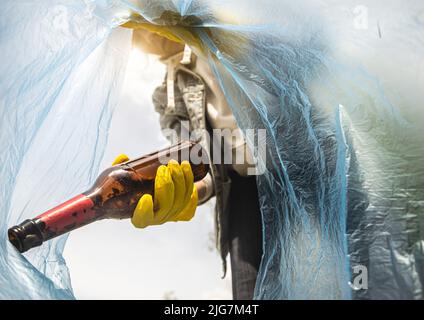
[
  {"left": 7, "top": 219, "right": 44, "bottom": 253},
  {"left": 8, "top": 228, "right": 23, "bottom": 252}
]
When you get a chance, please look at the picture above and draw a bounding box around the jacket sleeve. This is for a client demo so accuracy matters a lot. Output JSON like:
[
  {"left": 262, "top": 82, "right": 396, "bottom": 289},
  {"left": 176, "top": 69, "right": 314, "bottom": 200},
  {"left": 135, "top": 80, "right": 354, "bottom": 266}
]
[{"left": 152, "top": 79, "right": 190, "bottom": 144}]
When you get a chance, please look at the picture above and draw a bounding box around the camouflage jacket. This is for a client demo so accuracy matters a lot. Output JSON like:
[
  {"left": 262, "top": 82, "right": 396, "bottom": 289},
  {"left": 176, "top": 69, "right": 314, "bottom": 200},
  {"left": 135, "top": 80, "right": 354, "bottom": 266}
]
[{"left": 152, "top": 52, "right": 232, "bottom": 275}]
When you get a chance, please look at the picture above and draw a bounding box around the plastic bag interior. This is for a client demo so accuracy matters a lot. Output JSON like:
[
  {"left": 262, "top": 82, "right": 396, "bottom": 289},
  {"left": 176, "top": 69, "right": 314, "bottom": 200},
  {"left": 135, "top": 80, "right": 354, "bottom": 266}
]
[{"left": 0, "top": 0, "right": 423, "bottom": 299}]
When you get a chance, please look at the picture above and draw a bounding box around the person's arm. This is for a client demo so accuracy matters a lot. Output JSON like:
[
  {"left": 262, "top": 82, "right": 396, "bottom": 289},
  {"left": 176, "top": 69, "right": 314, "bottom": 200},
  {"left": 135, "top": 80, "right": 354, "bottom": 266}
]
[
  {"left": 195, "top": 173, "right": 214, "bottom": 205},
  {"left": 122, "top": 23, "right": 216, "bottom": 205}
]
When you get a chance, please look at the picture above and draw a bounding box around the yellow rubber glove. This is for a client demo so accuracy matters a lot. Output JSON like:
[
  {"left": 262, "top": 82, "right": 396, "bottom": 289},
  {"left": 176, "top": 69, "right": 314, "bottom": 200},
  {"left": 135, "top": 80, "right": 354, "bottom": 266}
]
[{"left": 112, "top": 154, "right": 198, "bottom": 228}]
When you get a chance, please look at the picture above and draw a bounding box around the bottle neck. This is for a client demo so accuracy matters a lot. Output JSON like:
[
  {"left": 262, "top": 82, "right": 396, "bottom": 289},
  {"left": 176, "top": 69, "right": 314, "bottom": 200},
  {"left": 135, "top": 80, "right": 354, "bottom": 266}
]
[
  {"left": 8, "top": 194, "right": 97, "bottom": 253},
  {"left": 35, "top": 194, "right": 97, "bottom": 240}
]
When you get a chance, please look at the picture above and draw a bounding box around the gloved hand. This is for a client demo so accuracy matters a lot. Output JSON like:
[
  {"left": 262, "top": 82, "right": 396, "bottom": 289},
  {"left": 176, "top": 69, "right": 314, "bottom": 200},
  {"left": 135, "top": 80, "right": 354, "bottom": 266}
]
[{"left": 112, "top": 154, "right": 198, "bottom": 228}]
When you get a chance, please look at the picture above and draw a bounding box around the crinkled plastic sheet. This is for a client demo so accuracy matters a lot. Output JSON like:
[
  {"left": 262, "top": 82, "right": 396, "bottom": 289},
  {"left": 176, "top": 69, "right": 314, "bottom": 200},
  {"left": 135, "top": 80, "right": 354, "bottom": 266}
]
[
  {"left": 0, "top": 0, "right": 131, "bottom": 299},
  {"left": 1, "top": 0, "right": 423, "bottom": 299}
]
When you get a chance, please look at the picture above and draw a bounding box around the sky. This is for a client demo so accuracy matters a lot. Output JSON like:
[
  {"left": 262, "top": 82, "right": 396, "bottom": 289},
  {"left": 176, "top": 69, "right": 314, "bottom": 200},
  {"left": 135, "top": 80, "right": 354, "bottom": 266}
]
[{"left": 63, "top": 49, "right": 232, "bottom": 300}]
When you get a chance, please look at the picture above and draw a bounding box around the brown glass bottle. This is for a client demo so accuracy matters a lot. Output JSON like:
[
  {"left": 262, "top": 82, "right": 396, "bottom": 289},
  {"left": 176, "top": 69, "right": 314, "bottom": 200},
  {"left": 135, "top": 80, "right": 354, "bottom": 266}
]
[{"left": 8, "top": 141, "right": 209, "bottom": 253}]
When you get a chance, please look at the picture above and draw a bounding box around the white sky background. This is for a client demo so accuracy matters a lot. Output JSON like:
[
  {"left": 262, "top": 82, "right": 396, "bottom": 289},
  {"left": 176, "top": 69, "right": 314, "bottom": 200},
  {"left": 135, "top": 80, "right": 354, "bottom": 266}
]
[{"left": 63, "top": 49, "right": 232, "bottom": 300}]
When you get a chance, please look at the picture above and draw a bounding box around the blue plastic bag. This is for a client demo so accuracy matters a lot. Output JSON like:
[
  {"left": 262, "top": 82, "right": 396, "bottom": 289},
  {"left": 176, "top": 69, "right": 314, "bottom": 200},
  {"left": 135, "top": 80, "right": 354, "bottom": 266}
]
[
  {"left": 1, "top": 0, "right": 423, "bottom": 299},
  {"left": 0, "top": 0, "right": 131, "bottom": 299}
]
